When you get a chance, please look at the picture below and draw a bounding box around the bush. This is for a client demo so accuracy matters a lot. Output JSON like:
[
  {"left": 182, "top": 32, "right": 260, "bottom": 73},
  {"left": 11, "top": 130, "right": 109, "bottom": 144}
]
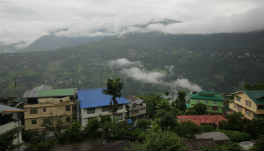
[
  {"left": 221, "top": 130, "right": 251, "bottom": 142},
  {"left": 174, "top": 121, "right": 201, "bottom": 138},
  {"left": 253, "top": 135, "right": 264, "bottom": 151},
  {"left": 201, "top": 142, "right": 241, "bottom": 151},
  {"left": 141, "top": 131, "right": 187, "bottom": 151},
  {"left": 83, "top": 118, "right": 101, "bottom": 138},
  {"left": 200, "top": 124, "right": 216, "bottom": 132},
  {"left": 25, "top": 140, "right": 55, "bottom": 151},
  {"left": 0, "top": 130, "right": 16, "bottom": 151},
  {"left": 136, "top": 119, "right": 151, "bottom": 129}
]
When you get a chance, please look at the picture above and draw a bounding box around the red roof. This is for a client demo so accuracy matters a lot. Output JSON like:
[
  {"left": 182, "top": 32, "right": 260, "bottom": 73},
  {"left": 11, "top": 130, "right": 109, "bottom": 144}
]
[{"left": 177, "top": 115, "right": 226, "bottom": 126}]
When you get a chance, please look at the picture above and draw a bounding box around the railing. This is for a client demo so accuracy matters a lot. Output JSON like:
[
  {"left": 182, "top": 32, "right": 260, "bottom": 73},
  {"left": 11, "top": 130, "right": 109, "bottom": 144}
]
[{"left": 0, "top": 121, "right": 18, "bottom": 135}]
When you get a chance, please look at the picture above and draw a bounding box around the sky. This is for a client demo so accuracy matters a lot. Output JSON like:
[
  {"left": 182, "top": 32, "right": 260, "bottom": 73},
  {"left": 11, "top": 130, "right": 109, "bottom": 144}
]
[{"left": 1, "top": 0, "right": 264, "bottom": 46}]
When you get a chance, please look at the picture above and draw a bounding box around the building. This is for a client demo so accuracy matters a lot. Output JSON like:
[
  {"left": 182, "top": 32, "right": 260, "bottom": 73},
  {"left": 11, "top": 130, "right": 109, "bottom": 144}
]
[
  {"left": 77, "top": 88, "right": 129, "bottom": 128},
  {"left": 228, "top": 90, "right": 264, "bottom": 120},
  {"left": 177, "top": 115, "right": 226, "bottom": 126},
  {"left": 127, "top": 96, "right": 146, "bottom": 119},
  {"left": 23, "top": 88, "right": 77, "bottom": 130},
  {"left": 187, "top": 91, "right": 224, "bottom": 113},
  {"left": 0, "top": 104, "right": 24, "bottom": 145}
]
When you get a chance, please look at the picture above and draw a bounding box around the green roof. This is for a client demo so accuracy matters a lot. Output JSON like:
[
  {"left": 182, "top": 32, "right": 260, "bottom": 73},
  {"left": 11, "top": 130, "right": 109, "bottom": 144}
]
[
  {"left": 190, "top": 91, "right": 224, "bottom": 102},
  {"left": 243, "top": 90, "right": 264, "bottom": 105},
  {"left": 37, "top": 88, "right": 76, "bottom": 97}
]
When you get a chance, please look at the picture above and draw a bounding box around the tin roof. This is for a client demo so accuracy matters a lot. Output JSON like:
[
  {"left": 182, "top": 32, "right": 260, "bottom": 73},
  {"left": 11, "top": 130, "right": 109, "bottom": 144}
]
[
  {"left": 0, "top": 104, "right": 23, "bottom": 113},
  {"left": 78, "top": 88, "right": 129, "bottom": 109},
  {"left": 37, "top": 88, "right": 77, "bottom": 97},
  {"left": 190, "top": 91, "right": 224, "bottom": 102},
  {"left": 177, "top": 115, "right": 226, "bottom": 126},
  {"left": 243, "top": 90, "right": 264, "bottom": 105}
]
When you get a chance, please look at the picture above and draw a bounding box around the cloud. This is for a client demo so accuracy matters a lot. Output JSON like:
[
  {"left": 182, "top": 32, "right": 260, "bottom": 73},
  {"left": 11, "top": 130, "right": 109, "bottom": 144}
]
[
  {"left": 109, "top": 58, "right": 141, "bottom": 68},
  {"left": 110, "top": 58, "right": 202, "bottom": 91},
  {"left": 1, "top": 0, "right": 264, "bottom": 45},
  {"left": 121, "top": 67, "right": 166, "bottom": 84}
]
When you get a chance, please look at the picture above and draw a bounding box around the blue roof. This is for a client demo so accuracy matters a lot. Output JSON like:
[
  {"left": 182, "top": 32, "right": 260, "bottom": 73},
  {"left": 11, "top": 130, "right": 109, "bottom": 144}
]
[{"left": 78, "top": 88, "right": 129, "bottom": 109}]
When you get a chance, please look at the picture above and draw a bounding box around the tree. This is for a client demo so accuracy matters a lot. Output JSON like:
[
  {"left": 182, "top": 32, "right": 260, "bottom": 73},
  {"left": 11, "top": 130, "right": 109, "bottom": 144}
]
[
  {"left": 175, "top": 91, "right": 187, "bottom": 112},
  {"left": 185, "top": 103, "right": 207, "bottom": 115},
  {"left": 103, "top": 78, "right": 123, "bottom": 113},
  {"left": 141, "top": 131, "right": 187, "bottom": 151},
  {"left": 159, "top": 111, "right": 178, "bottom": 130}
]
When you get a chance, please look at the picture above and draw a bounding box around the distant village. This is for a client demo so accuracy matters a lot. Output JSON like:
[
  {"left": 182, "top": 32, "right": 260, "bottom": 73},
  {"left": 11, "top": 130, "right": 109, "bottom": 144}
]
[{"left": 1, "top": 82, "right": 264, "bottom": 151}]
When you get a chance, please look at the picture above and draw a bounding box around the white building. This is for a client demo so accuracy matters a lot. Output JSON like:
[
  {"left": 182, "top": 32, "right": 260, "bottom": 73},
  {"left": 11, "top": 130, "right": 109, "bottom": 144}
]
[
  {"left": 127, "top": 96, "right": 147, "bottom": 119},
  {"left": 77, "top": 88, "right": 129, "bottom": 128},
  {"left": 0, "top": 104, "right": 24, "bottom": 145}
]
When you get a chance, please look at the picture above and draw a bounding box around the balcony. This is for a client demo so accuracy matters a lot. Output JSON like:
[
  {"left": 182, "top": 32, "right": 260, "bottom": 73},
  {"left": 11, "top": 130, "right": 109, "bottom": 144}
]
[{"left": 0, "top": 121, "right": 18, "bottom": 135}]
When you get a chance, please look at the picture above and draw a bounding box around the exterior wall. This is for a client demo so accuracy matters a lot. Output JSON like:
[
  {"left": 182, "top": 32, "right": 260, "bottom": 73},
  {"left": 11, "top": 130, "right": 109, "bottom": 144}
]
[
  {"left": 188, "top": 99, "right": 224, "bottom": 113},
  {"left": 129, "top": 103, "right": 146, "bottom": 118},
  {"left": 24, "top": 97, "right": 74, "bottom": 130},
  {"left": 80, "top": 105, "right": 127, "bottom": 128},
  {"left": 228, "top": 92, "right": 264, "bottom": 120}
]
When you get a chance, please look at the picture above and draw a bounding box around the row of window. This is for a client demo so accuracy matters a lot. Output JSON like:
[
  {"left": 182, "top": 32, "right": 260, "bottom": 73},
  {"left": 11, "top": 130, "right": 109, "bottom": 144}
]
[
  {"left": 235, "top": 96, "right": 252, "bottom": 107},
  {"left": 30, "top": 105, "right": 71, "bottom": 114},
  {"left": 86, "top": 106, "right": 123, "bottom": 114},
  {"left": 31, "top": 117, "right": 71, "bottom": 125},
  {"left": 233, "top": 103, "right": 254, "bottom": 117}
]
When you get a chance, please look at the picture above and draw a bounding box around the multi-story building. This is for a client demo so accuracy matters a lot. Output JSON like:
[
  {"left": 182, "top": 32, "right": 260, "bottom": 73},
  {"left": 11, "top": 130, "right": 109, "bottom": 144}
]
[
  {"left": 77, "top": 88, "right": 129, "bottom": 128},
  {"left": 228, "top": 90, "right": 264, "bottom": 120},
  {"left": 23, "top": 88, "right": 77, "bottom": 130},
  {"left": 127, "top": 96, "right": 146, "bottom": 119},
  {"left": 0, "top": 104, "right": 23, "bottom": 145},
  {"left": 187, "top": 91, "right": 224, "bottom": 113}
]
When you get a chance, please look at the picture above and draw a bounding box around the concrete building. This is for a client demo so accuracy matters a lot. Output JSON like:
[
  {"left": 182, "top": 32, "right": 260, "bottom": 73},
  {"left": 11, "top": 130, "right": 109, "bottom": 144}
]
[
  {"left": 127, "top": 96, "right": 146, "bottom": 119},
  {"left": 0, "top": 104, "right": 24, "bottom": 145},
  {"left": 187, "top": 91, "right": 224, "bottom": 113},
  {"left": 77, "top": 88, "right": 129, "bottom": 128},
  {"left": 23, "top": 88, "right": 77, "bottom": 130},
  {"left": 229, "top": 90, "right": 264, "bottom": 120}
]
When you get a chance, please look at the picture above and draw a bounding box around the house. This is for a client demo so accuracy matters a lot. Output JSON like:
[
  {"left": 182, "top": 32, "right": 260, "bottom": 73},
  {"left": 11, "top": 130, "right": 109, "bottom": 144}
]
[
  {"left": 0, "top": 104, "right": 24, "bottom": 145},
  {"left": 127, "top": 96, "right": 146, "bottom": 119},
  {"left": 187, "top": 91, "right": 224, "bottom": 113},
  {"left": 177, "top": 115, "right": 226, "bottom": 126},
  {"left": 77, "top": 88, "right": 129, "bottom": 128},
  {"left": 228, "top": 90, "right": 264, "bottom": 120},
  {"left": 23, "top": 88, "right": 77, "bottom": 130}
]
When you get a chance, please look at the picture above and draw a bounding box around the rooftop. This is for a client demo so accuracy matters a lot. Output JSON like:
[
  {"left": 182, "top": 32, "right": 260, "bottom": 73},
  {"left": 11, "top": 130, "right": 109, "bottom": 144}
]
[
  {"left": 243, "top": 90, "right": 264, "bottom": 105},
  {"left": 190, "top": 91, "right": 224, "bottom": 102},
  {"left": 0, "top": 104, "right": 23, "bottom": 113},
  {"left": 177, "top": 115, "right": 226, "bottom": 126},
  {"left": 78, "top": 88, "right": 129, "bottom": 109},
  {"left": 37, "top": 88, "right": 77, "bottom": 98}
]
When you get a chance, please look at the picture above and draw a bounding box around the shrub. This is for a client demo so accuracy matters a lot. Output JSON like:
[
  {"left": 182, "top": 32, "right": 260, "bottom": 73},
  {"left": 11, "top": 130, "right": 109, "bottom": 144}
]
[
  {"left": 83, "top": 118, "right": 101, "bottom": 138},
  {"left": 200, "top": 124, "right": 216, "bottom": 132},
  {"left": 136, "top": 119, "right": 151, "bottom": 129},
  {"left": 253, "top": 135, "right": 264, "bottom": 151},
  {"left": 221, "top": 130, "right": 251, "bottom": 142},
  {"left": 25, "top": 140, "right": 55, "bottom": 151},
  {"left": 174, "top": 121, "right": 201, "bottom": 138},
  {"left": 142, "top": 131, "right": 187, "bottom": 151},
  {"left": 0, "top": 130, "right": 16, "bottom": 151},
  {"left": 201, "top": 142, "right": 241, "bottom": 151}
]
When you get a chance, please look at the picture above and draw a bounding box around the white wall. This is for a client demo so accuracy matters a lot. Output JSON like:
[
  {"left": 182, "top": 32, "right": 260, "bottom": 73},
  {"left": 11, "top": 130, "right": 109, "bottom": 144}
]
[{"left": 80, "top": 105, "right": 127, "bottom": 128}]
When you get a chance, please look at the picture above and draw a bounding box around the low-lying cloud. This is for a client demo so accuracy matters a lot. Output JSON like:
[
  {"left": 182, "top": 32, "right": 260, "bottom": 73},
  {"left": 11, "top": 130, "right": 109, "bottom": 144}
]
[
  {"left": 110, "top": 58, "right": 202, "bottom": 92},
  {"left": 1, "top": 0, "right": 264, "bottom": 46}
]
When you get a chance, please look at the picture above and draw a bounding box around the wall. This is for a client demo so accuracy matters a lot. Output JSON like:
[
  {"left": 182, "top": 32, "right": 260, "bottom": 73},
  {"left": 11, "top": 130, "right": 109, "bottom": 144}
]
[
  {"left": 24, "top": 97, "right": 74, "bottom": 130},
  {"left": 80, "top": 105, "right": 127, "bottom": 128},
  {"left": 189, "top": 99, "right": 224, "bottom": 113}
]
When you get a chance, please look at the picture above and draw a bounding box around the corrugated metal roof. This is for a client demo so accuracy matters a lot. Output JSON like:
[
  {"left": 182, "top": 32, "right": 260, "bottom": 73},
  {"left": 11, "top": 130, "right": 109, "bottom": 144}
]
[
  {"left": 190, "top": 91, "right": 224, "bottom": 102},
  {"left": 0, "top": 104, "right": 23, "bottom": 113},
  {"left": 177, "top": 115, "right": 226, "bottom": 126},
  {"left": 78, "top": 88, "right": 129, "bottom": 109},
  {"left": 38, "top": 88, "right": 76, "bottom": 97},
  {"left": 244, "top": 90, "right": 264, "bottom": 105}
]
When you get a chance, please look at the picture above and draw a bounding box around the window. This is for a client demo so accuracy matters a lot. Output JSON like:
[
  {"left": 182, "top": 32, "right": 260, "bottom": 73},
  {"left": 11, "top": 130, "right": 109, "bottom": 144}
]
[
  {"left": 245, "top": 110, "right": 251, "bottom": 116},
  {"left": 115, "top": 114, "right": 123, "bottom": 120},
  {"left": 66, "top": 117, "right": 71, "bottom": 122},
  {"left": 86, "top": 108, "right": 95, "bottom": 114},
  {"left": 30, "top": 109, "right": 38, "bottom": 114},
  {"left": 213, "top": 106, "right": 218, "bottom": 111},
  {"left": 102, "top": 106, "right": 111, "bottom": 112},
  {"left": 117, "top": 105, "right": 123, "bottom": 110},
  {"left": 43, "top": 107, "right": 46, "bottom": 112},
  {"left": 65, "top": 105, "right": 71, "bottom": 111},
  {"left": 31, "top": 119, "right": 37, "bottom": 124},
  {"left": 236, "top": 96, "right": 241, "bottom": 102},
  {"left": 246, "top": 100, "right": 252, "bottom": 107},
  {"left": 43, "top": 119, "right": 49, "bottom": 124},
  {"left": 258, "top": 105, "right": 264, "bottom": 110}
]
